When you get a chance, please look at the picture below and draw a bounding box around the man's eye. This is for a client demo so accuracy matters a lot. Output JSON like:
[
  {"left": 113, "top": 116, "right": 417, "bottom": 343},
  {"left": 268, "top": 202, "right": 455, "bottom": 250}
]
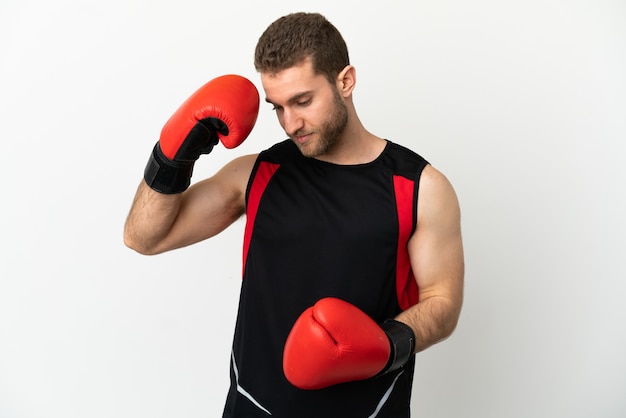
[{"left": 297, "top": 99, "right": 311, "bottom": 107}]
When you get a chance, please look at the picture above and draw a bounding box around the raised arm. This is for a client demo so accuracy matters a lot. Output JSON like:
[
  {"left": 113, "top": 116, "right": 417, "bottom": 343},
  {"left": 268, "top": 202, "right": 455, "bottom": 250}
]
[
  {"left": 124, "top": 154, "right": 257, "bottom": 255},
  {"left": 123, "top": 75, "right": 260, "bottom": 255}
]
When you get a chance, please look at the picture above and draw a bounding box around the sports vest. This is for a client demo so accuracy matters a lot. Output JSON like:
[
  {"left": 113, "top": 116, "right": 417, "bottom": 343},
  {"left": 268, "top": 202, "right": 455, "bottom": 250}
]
[{"left": 223, "top": 139, "right": 429, "bottom": 417}]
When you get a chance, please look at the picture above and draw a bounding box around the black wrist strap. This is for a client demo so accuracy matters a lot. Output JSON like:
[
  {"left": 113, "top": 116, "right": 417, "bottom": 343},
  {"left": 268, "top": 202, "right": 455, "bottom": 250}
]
[
  {"left": 144, "top": 143, "right": 195, "bottom": 194},
  {"left": 380, "top": 319, "right": 416, "bottom": 374}
]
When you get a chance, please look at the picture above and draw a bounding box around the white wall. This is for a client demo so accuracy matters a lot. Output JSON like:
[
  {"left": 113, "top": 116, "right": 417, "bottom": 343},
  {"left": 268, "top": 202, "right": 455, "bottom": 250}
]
[{"left": 1, "top": 0, "right": 625, "bottom": 417}]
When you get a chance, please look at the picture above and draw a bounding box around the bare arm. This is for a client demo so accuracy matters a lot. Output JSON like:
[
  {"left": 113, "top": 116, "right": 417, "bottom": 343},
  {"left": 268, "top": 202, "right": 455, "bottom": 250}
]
[
  {"left": 395, "top": 165, "right": 465, "bottom": 353},
  {"left": 123, "top": 154, "right": 257, "bottom": 255}
]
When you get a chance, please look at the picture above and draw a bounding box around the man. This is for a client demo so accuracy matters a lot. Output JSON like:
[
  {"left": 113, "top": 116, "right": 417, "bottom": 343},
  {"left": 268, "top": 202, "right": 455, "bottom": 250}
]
[{"left": 124, "top": 12, "right": 464, "bottom": 418}]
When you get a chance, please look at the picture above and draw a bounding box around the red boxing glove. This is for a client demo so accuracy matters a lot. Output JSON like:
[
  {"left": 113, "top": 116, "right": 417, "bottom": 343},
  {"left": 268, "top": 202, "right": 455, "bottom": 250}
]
[
  {"left": 144, "top": 74, "right": 260, "bottom": 194},
  {"left": 283, "top": 297, "right": 416, "bottom": 390}
]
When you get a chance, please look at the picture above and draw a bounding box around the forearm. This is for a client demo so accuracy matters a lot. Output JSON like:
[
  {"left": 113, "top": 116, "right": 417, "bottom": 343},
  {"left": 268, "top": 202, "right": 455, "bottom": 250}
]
[
  {"left": 123, "top": 180, "right": 183, "bottom": 255},
  {"left": 395, "top": 295, "right": 462, "bottom": 353}
]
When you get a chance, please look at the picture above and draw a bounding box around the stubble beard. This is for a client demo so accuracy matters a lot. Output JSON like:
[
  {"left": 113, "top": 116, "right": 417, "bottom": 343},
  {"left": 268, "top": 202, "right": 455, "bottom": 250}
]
[{"left": 292, "top": 90, "right": 348, "bottom": 158}]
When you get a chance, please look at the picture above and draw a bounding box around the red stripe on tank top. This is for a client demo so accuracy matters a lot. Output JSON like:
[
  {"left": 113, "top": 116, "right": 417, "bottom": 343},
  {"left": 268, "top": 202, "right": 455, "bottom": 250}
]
[
  {"left": 243, "top": 161, "right": 280, "bottom": 278},
  {"left": 393, "top": 175, "right": 420, "bottom": 310}
]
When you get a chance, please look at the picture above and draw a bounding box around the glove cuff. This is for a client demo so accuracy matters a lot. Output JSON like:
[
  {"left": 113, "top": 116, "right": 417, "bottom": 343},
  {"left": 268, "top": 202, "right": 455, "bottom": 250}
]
[
  {"left": 144, "top": 143, "right": 195, "bottom": 194},
  {"left": 380, "top": 319, "right": 416, "bottom": 374}
]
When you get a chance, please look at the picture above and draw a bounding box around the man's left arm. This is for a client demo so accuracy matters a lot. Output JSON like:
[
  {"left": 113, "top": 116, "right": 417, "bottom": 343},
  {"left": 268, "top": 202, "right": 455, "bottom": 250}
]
[
  {"left": 281, "top": 165, "right": 464, "bottom": 389},
  {"left": 395, "top": 164, "right": 465, "bottom": 353}
]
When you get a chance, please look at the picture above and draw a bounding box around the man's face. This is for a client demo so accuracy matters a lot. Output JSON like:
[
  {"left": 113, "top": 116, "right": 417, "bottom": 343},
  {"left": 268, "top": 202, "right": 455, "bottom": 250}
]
[{"left": 261, "top": 59, "right": 348, "bottom": 158}]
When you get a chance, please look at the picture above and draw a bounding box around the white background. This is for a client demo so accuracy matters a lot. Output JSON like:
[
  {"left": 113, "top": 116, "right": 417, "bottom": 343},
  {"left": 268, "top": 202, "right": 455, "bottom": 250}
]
[{"left": 1, "top": 0, "right": 625, "bottom": 417}]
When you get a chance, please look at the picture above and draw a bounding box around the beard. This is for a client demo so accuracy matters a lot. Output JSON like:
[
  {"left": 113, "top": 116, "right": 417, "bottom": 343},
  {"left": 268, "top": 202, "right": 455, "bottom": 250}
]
[{"left": 291, "top": 88, "right": 348, "bottom": 158}]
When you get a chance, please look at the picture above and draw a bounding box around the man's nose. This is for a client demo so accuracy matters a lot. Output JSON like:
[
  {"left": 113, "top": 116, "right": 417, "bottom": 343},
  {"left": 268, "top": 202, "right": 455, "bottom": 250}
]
[{"left": 283, "top": 108, "right": 304, "bottom": 136}]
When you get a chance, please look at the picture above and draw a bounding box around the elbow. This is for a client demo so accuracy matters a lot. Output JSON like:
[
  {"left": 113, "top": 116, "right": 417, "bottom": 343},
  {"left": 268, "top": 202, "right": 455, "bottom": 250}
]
[
  {"left": 443, "top": 300, "right": 463, "bottom": 339},
  {"left": 123, "top": 232, "right": 160, "bottom": 256},
  {"left": 445, "top": 314, "right": 460, "bottom": 339},
  {"left": 430, "top": 296, "right": 463, "bottom": 344}
]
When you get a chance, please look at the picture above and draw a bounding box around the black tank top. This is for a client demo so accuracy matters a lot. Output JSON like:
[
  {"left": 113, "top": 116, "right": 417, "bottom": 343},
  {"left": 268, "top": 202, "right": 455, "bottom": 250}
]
[{"left": 223, "top": 139, "right": 429, "bottom": 417}]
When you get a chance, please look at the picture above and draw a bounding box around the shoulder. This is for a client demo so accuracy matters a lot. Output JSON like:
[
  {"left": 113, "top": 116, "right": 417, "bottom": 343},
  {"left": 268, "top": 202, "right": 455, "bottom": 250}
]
[
  {"left": 417, "top": 165, "right": 461, "bottom": 226},
  {"left": 220, "top": 153, "right": 259, "bottom": 177},
  {"left": 420, "top": 165, "right": 455, "bottom": 194},
  {"left": 210, "top": 153, "right": 259, "bottom": 199}
]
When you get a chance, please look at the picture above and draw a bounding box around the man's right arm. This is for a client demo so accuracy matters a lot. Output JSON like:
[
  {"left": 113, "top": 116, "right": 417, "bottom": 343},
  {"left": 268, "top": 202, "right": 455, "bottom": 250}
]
[
  {"left": 123, "top": 74, "right": 260, "bottom": 255},
  {"left": 124, "top": 154, "right": 257, "bottom": 255}
]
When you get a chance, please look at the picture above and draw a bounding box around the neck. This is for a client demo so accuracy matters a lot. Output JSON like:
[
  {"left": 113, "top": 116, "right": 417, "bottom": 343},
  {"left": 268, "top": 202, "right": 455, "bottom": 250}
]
[{"left": 315, "top": 114, "right": 386, "bottom": 165}]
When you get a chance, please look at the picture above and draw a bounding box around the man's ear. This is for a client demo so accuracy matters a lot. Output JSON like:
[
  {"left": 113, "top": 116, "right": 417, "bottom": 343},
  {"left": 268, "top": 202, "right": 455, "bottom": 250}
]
[{"left": 336, "top": 65, "right": 356, "bottom": 96}]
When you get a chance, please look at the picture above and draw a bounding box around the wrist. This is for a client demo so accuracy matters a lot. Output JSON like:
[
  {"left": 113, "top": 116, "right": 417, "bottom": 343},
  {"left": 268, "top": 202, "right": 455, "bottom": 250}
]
[
  {"left": 380, "top": 319, "right": 416, "bottom": 374},
  {"left": 144, "top": 143, "right": 195, "bottom": 194}
]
